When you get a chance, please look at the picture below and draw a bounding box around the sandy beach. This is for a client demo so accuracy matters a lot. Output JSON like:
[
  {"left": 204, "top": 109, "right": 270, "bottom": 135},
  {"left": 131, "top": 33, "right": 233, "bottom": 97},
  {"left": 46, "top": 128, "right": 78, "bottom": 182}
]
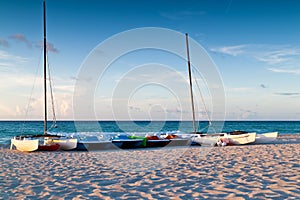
[{"left": 1, "top": 134, "right": 299, "bottom": 199}]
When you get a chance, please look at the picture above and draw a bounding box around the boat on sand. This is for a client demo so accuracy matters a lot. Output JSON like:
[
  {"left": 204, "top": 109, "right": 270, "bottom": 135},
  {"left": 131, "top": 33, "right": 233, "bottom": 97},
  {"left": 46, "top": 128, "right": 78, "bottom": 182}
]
[
  {"left": 10, "top": 0, "right": 76, "bottom": 152},
  {"left": 254, "top": 132, "right": 278, "bottom": 144},
  {"left": 226, "top": 131, "right": 256, "bottom": 145},
  {"left": 162, "top": 134, "right": 191, "bottom": 146},
  {"left": 145, "top": 135, "right": 170, "bottom": 147},
  {"left": 111, "top": 134, "right": 144, "bottom": 149},
  {"left": 10, "top": 136, "right": 39, "bottom": 152},
  {"left": 192, "top": 131, "right": 257, "bottom": 146},
  {"left": 75, "top": 135, "right": 116, "bottom": 151}
]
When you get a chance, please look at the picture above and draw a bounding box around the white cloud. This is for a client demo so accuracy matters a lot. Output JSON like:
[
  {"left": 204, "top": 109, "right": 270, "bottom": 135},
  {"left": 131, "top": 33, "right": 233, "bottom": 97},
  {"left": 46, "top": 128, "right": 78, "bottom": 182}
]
[
  {"left": 0, "top": 50, "right": 26, "bottom": 61},
  {"left": 268, "top": 67, "right": 300, "bottom": 75},
  {"left": 0, "top": 50, "right": 29, "bottom": 68},
  {"left": 210, "top": 45, "right": 246, "bottom": 56},
  {"left": 0, "top": 62, "right": 15, "bottom": 68},
  {"left": 211, "top": 44, "right": 300, "bottom": 67},
  {"left": 0, "top": 70, "right": 76, "bottom": 119},
  {"left": 255, "top": 48, "right": 299, "bottom": 65},
  {"left": 0, "top": 74, "right": 37, "bottom": 92}
]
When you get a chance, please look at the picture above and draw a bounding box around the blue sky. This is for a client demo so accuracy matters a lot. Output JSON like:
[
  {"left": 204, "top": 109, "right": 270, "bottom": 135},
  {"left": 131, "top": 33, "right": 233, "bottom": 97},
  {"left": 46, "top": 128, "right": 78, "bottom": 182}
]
[{"left": 0, "top": 0, "right": 300, "bottom": 120}]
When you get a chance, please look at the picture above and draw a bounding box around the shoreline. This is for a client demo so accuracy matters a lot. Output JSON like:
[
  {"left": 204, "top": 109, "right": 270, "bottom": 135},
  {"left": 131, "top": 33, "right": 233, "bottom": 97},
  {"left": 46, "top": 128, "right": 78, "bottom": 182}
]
[
  {"left": 1, "top": 133, "right": 300, "bottom": 147},
  {"left": 1, "top": 133, "right": 300, "bottom": 150},
  {"left": 1, "top": 134, "right": 299, "bottom": 199}
]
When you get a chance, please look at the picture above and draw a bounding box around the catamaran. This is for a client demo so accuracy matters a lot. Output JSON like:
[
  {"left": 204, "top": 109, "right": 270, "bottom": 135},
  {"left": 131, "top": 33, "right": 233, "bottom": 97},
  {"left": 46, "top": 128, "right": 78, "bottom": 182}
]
[
  {"left": 183, "top": 34, "right": 258, "bottom": 146},
  {"left": 10, "top": 0, "right": 77, "bottom": 152}
]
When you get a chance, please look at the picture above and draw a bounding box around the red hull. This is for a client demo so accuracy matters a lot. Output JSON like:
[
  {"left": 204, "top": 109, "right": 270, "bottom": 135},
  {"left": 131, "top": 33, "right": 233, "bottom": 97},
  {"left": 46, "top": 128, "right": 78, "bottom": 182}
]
[
  {"left": 146, "top": 136, "right": 170, "bottom": 147},
  {"left": 38, "top": 143, "right": 60, "bottom": 151}
]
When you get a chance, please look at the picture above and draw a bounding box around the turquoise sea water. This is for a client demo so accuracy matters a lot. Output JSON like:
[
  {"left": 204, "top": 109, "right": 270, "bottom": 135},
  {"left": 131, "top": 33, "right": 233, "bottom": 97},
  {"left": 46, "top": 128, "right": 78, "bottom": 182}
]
[{"left": 1, "top": 121, "right": 300, "bottom": 145}]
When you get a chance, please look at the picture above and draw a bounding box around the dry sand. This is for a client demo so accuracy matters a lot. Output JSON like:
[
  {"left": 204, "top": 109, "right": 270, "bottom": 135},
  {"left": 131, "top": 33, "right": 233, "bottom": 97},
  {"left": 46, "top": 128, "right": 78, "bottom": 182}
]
[{"left": 0, "top": 134, "right": 299, "bottom": 199}]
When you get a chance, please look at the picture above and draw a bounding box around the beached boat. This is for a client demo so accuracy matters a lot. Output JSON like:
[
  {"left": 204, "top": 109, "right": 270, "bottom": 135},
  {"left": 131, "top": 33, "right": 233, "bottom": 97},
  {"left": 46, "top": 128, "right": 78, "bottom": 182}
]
[
  {"left": 10, "top": 136, "right": 39, "bottom": 152},
  {"left": 29, "top": 133, "right": 77, "bottom": 151},
  {"left": 184, "top": 34, "right": 226, "bottom": 142},
  {"left": 76, "top": 141, "right": 115, "bottom": 151},
  {"left": 76, "top": 136, "right": 116, "bottom": 151},
  {"left": 10, "top": 0, "right": 68, "bottom": 152},
  {"left": 111, "top": 134, "right": 144, "bottom": 149},
  {"left": 146, "top": 135, "right": 171, "bottom": 147},
  {"left": 184, "top": 34, "right": 259, "bottom": 146},
  {"left": 31, "top": 134, "right": 60, "bottom": 151},
  {"left": 112, "top": 139, "right": 144, "bottom": 149},
  {"left": 191, "top": 131, "right": 256, "bottom": 146},
  {"left": 254, "top": 132, "right": 278, "bottom": 144},
  {"left": 226, "top": 131, "right": 256, "bottom": 145},
  {"left": 171, "top": 132, "right": 201, "bottom": 146},
  {"left": 192, "top": 134, "right": 220, "bottom": 146},
  {"left": 161, "top": 134, "right": 191, "bottom": 146}
]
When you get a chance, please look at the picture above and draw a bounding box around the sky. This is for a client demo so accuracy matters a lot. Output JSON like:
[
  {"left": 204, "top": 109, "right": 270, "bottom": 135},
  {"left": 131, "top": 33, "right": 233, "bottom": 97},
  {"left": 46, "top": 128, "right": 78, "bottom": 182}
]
[{"left": 0, "top": 0, "right": 300, "bottom": 121}]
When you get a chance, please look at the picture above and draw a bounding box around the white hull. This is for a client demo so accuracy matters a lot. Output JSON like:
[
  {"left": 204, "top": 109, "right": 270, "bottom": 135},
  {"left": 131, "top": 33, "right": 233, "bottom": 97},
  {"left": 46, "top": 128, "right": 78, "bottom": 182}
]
[
  {"left": 192, "top": 135, "right": 219, "bottom": 146},
  {"left": 226, "top": 132, "right": 256, "bottom": 145},
  {"left": 254, "top": 132, "right": 278, "bottom": 144},
  {"left": 10, "top": 138, "right": 39, "bottom": 152},
  {"left": 190, "top": 132, "right": 256, "bottom": 145},
  {"left": 172, "top": 133, "right": 221, "bottom": 146},
  {"left": 52, "top": 138, "right": 78, "bottom": 150}
]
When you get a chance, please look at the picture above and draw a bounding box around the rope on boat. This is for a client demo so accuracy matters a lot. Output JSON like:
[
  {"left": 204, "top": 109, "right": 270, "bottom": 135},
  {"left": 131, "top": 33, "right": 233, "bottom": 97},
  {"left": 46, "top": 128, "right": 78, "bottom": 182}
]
[
  {"left": 47, "top": 52, "right": 57, "bottom": 130},
  {"left": 21, "top": 49, "right": 43, "bottom": 134},
  {"left": 192, "top": 68, "right": 217, "bottom": 133}
]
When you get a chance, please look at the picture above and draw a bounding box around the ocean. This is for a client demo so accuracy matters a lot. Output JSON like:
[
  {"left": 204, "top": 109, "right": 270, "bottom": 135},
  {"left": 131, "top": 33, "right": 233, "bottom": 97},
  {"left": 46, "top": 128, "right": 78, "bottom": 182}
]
[{"left": 1, "top": 120, "right": 300, "bottom": 145}]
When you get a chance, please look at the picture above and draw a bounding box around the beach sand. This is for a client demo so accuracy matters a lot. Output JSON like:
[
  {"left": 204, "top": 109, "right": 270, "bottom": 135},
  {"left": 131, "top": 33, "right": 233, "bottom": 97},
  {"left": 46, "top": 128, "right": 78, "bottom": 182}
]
[{"left": 1, "top": 134, "right": 299, "bottom": 199}]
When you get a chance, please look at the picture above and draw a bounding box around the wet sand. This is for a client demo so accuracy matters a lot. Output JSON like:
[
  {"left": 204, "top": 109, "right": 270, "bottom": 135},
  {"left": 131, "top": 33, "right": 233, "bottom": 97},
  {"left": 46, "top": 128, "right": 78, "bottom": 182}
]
[{"left": 1, "top": 134, "right": 299, "bottom": 199}]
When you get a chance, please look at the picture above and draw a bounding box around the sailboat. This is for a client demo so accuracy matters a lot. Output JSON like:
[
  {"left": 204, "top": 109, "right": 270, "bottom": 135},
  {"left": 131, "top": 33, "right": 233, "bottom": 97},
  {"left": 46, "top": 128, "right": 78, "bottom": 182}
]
[
  {"left": 10, "top": 0, "right": 77, "bottom": 152},
  {"left": 183, "top": 34, "right": 257, "bottom": 146},
  {"left": 254, "top": 131, "right": 278, "bottom": 144}
]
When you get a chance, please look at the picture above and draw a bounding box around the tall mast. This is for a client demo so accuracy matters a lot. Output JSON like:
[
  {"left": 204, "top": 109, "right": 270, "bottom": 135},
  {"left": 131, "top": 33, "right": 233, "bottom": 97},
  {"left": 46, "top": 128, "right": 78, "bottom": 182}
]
[
  {"left": 185, "top": 33, "right": 196, "bottom": 133},
  {"left": 43, "top": 0, "right": 47, "bottom": 134}
]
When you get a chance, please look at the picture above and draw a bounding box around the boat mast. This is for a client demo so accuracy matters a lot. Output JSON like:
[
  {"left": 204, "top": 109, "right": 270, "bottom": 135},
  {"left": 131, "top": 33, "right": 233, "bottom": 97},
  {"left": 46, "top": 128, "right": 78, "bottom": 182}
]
[
  {"left": 185, "top": 33, "right": 196, "bottom": 133},
  {"left": 43, "top": 0, "right": 47, "bottom": 134}
]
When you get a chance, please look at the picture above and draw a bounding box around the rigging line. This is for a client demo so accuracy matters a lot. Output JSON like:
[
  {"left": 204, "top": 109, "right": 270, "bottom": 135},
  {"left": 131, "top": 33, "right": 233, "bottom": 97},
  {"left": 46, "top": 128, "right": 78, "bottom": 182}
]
[
  {"left": 192, "top": 68, "right": 218, "bottom": 133},
  {"left": 21, "top": 49, "right": 43, "bottom": 134},
  {"left": 47, "top": 52, "right": 57, "bottom": 130}
]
